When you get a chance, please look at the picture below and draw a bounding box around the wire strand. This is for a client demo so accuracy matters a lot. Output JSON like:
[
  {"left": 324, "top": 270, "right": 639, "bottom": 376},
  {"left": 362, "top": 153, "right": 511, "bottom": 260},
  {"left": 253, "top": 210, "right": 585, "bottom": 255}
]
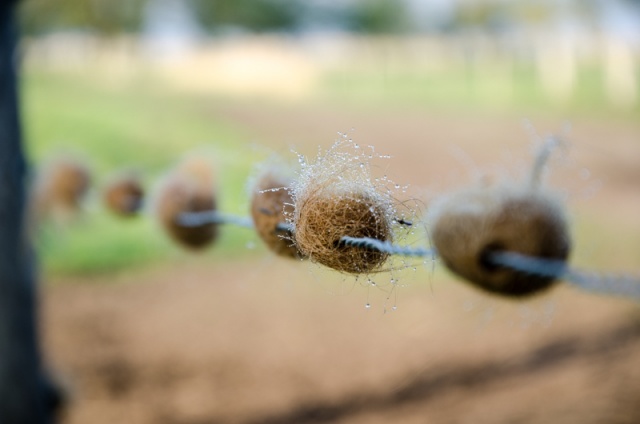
[
  {"left": 339, "top": 236, "right": 436, "bottom": 258},
  {"left": 177, "top": 211, "right": 254, "bottom": 229},
  {"left": 178, "top": 210, "right": 294, "bottom": 234},
  {"left": 176, "top": 210, "right": 432, "bottom": 257},
  {"left": 489, "top": 251, "right": 640, "bottom": 300},
  {"left": 175, "top": 210, "right": 640, "bottom": 301}
]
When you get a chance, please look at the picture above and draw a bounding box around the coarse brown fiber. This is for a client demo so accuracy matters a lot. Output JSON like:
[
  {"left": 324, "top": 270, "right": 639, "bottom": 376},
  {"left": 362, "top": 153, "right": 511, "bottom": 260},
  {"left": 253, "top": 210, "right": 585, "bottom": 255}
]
[
  {"left": 103, "top": 173, "right": 144, "bottom": 217},
  {"left": 430, "top": 185, "right": 571, "bottom": 297},
  {"left": 156, "top": 158, "right": 218, "bottom": 250},
  {"left": 294, "top": 190, "right": 392, "bottom": 274},
  {"left": 250, "top": 172, "right": 301, "bottom": 259}
]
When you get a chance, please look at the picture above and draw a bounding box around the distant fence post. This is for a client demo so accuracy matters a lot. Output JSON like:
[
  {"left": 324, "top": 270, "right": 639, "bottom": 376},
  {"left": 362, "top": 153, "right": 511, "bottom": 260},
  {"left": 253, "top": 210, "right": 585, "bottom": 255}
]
[{"left": 0, "top": 1, "right": 52, "bottom": 423}]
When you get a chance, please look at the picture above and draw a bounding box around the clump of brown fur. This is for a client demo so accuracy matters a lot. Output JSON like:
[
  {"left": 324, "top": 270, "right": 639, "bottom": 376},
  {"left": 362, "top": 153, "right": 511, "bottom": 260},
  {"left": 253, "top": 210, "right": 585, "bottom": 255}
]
[
  {"left": 428, "top": 184, "right": 571, "bottom": 297},
  {"left": 250, "top": 172, "right": 301, "bottom": 259},
  {"left": 156, "top": 158, "right": 218, "bottom": 250},
  {"left": 290, "top": 140, "right": 397, "bottom": 274},
  {"left": 31, "top": 157, "right": 91, "bottom": 222},
  {"left": 103, "top": 172, "right": 144, "bottom": 217},
  {"left": 294, "top": 191, "right": 392, "bottom": 273}
]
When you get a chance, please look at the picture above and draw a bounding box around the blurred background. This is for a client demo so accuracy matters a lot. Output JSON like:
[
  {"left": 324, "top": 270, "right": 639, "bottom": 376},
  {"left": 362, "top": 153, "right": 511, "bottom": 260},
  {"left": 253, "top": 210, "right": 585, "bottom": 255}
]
[
  {"left": 21, "top": 0, "right": 640, "bottom": 274},
  {"left": 19, "top": 0, "right": 640, "bottom": 423}
]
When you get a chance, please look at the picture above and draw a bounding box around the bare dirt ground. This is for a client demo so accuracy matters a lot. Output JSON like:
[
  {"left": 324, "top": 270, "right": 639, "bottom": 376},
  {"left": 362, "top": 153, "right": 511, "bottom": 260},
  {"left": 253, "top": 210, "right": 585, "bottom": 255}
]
[
  {"left": 43, "top": 107, "right": 640, "bottom": 423},
  {"left": 43, "top": 260, "right": 640, "bottom": 424}
]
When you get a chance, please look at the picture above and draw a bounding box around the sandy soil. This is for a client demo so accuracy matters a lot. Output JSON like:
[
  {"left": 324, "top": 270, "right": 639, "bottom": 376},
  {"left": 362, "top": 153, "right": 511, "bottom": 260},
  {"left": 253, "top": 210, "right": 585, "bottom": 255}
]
[
  {"left": 44, "top": 258, "right": 640, "bottom": 424},
  {"left": 42, "top": 107, "right": 640, "bottom": 423}
]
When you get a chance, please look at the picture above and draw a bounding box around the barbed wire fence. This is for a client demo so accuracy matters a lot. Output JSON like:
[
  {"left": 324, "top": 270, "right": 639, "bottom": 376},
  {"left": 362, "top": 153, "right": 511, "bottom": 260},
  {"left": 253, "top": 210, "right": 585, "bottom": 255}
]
[{"left": 36, "top": 133, "right": 639, "bottom": 304}]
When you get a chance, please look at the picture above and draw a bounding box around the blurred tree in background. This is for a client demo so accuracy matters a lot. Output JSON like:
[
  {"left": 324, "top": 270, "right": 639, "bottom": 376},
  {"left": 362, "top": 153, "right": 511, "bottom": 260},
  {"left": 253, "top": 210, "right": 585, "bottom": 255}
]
[
  {"left": 191, "top": 0, "right": 302, "bottom": 33},
  {"left": 18, "top": 0, "right": 413, "bottom": 36},
  {"left": 19, "top": 0, "right": 147, "bottom": 36},
  {"left": 17, "top": 0, "right": 640, "bottom": 37},
  {"left": 348, "top": 0, "right": 409, "bottom": 34}
]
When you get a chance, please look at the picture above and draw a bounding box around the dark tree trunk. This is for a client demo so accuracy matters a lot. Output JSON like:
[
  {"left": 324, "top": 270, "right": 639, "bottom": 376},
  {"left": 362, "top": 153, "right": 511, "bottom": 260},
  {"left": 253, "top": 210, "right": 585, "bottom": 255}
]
[{"left": 0, "top": 1, "right": 51, "bottom": 423}]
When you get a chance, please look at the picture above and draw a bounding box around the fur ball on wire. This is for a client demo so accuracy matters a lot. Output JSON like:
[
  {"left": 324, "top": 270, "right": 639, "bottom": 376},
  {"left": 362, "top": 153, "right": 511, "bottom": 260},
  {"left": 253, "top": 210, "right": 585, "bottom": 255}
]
[
  {"left": 250, "top": 171, "right": 301, "bottom": 259},
  {"left": 428, "top": 183, "right": 571, "bottom": 297},
  {"left": 31, "top": 157, "right": 91, "bottom": 221},
  {"left": 291, "top": 139, "right": 397, "bottom": 274},
  {"left": 103, "top": 172, "right": 144, "bottom": 217},
  {"left": 155, "top": 157, "right": 218, "bottom": 250}
]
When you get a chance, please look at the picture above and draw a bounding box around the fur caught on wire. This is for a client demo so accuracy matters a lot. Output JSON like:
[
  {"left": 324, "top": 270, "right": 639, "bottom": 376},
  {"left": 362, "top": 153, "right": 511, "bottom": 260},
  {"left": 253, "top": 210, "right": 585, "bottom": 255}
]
[
  {"left": 288, "top": 137, "right": 419, "bottom": 274},
  {"left": 42, "top": 136, "right": 639, "bottom": 303}
]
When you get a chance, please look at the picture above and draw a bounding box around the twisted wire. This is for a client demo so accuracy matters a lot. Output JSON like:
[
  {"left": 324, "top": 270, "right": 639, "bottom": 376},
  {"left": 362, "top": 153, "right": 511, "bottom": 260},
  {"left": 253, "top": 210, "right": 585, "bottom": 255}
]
[
  {"left": 177, "top": 211, "right": 431, "bottom": 257},
  {"left": 339, "top": 236, "right": 435, "bottom": 258},
  {"left": 489, "top": 251, "right": 640, "bottom": 300},
  {"left": 174, "top": 210, "right": 639, "bottom": 301},
  {"left": 177, "top": 211, "right": 254, "bottom": 229}
]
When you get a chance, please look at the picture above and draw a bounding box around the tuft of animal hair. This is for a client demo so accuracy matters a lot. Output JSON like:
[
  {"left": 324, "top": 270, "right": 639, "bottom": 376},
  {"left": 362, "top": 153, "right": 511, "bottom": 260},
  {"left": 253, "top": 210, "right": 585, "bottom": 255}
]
[
  {"left": 103, "top": 171, "right": 144, "bottom": 217},
  {"left": 290, "top": 139, "right": 398, "bottom": 274},
  {"left": 250, "top": 170, "right": 302, "bottom": 259},
  {"left": 155, "top": 157, "right": 218, "bottom": 250},
  {"left": 31, "top": 157, "right": 91, "bottom": 222},
  {"left": 428, "top": 138, "right": 571, "bottom": 297}
]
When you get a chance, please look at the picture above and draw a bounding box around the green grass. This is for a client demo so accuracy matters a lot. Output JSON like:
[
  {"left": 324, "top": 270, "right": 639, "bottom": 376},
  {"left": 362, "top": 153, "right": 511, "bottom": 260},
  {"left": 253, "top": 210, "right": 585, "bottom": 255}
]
[
  {"left": 38, "top": 212, "right": 167, "bottom": 275},
  {"left": 22, "top": 70, "right": 262, "bottom": 276}
]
